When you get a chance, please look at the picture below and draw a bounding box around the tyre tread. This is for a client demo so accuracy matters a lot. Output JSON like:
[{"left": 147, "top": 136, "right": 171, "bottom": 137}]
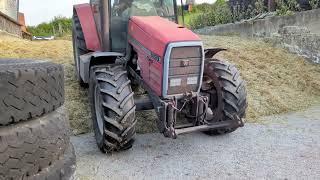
[
  {"left": 203, "top": 59, "right": 248, "bottom": 135},
  {"left": 0, "top": 60, "right": 64, "bottom": 126},
  {"left": 0, "top": 108, "right": 70, "bottom": 179}
]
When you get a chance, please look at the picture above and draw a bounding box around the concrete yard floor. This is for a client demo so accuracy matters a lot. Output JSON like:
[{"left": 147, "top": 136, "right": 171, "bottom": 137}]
[{"left": 72, "top": 106, "right": 320, "bottom": 179}]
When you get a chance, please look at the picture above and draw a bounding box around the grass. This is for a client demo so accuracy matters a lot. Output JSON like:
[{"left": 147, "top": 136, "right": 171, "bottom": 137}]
[
  {"left": 0, "top": 33, "right": 319, "bottom": 134},
  {"left": 0, "top": 34, "right": 91, "bottom": 135},
  {"left": 178, "top": 13, "right": 200, "bottom": 27}
]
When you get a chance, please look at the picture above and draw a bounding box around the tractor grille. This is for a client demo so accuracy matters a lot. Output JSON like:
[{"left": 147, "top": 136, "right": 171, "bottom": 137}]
[{"left": 167, "top": 46, "right": 203, "bottom": 95}]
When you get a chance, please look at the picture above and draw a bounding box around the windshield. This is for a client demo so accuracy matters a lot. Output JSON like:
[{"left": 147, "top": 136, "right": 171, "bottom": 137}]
[
  {"left": 110, "top": 0, "right": 176, "bottom": 52},
  {"left": 111, "top": 0, "right": 175, "bottom": 20}
]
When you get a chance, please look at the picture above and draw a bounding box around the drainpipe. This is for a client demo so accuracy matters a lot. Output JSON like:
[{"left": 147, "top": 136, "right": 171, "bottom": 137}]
[
  {"left": 16, "top": 0, "right": 19, "bottom": 20},
  {"left": 181, "top": 0, "right": 184, "bottom": 26}
]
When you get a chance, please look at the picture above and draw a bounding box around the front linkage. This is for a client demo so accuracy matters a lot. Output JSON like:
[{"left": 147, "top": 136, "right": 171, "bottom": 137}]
[
  {"left": 156, "top": 93, "right": 244, "bottom": 139},
  {"left": 128, "top": 63, "right": 245, "bottom": 139}
]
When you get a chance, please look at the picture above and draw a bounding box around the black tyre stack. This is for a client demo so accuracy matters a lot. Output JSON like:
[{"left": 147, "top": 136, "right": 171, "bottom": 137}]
[{"left": 0, "top": 59, "right": 76, "bottom": 180}]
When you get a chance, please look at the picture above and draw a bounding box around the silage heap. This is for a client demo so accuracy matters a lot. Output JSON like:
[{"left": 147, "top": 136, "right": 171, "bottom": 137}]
[{"left": 1, "top": 34, "right": 319, "bottom": 134}]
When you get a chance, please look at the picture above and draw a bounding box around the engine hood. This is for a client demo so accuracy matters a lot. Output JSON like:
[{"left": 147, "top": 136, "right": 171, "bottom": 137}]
[{"left": 128, "top": 16, "right": 201, "bottom": 58}]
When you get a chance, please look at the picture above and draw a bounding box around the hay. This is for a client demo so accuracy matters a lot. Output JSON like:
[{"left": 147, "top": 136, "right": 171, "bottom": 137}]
[
  {"left": 0, "top": 35, "right": 91, "bottom": 134},
  {"left": 0, "top": 34, "right": 319, "bottom": 134},
  {"left": 201, "top": 35, "right": 320, "bottom": 121}
]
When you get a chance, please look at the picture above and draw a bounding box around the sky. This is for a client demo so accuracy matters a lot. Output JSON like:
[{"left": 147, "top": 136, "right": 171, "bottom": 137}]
[{"left": 20, "top": 0, "right": 214, "bottom": 26}]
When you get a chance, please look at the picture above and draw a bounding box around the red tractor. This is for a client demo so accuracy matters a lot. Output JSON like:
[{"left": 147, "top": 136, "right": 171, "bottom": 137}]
[{"left": 72, "top": 0, "right": 247, "bottom": 153}]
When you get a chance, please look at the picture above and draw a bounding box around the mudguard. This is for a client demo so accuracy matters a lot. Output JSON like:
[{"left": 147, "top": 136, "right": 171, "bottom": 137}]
[
  {"left": 74, "top": 4, "right": 101, "bottom": 51},
  {"left": 205, "top": 48, "right": 227, "bottom": 59},
  {"left": 79, "top": 52, "right": 124, "bottom": 83}
]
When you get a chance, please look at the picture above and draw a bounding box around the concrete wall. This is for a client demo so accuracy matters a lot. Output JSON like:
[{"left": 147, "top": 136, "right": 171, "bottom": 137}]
[
  {"left": 0, "top": 0, "right": 18, "bottom": 21},
  {"left": 196, "top": 9, "right": 320, "bottom": 64},
  {"left": 268, "top": 27, "right": 320, "bottom": 63},
  {"left": 0, "top": 11, "right": 22, "bottom": 37},
  {"left": 196, "top": 9, "right": 320, "bottom": 37}
]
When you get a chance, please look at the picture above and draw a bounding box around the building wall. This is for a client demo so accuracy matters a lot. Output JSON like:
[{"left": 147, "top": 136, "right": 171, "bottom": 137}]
[
  {"left": 0, "top": 0, "right": 19, "bottom": 21},
  {"left": 0, "top": 11, "right": 22, "bottom": 37}
]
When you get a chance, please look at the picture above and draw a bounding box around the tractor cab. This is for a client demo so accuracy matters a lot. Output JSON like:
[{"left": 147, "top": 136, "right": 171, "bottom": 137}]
[
  {"left": 110, "top": 0, "right": 177, "bottom": 52},
  {"left": 90, "top": 0, "right": 179, "bottom": 52}
]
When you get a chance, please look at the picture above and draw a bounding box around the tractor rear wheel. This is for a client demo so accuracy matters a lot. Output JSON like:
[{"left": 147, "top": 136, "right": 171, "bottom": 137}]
[
  {"left": 72, "top": 11, "right": 88, "bottom": 87},
  {"left": 201, "top": 59, "right": 247, "bottom": 135},
  {"left": 89, "top": 65, "right": 136, "bottom": 153}
]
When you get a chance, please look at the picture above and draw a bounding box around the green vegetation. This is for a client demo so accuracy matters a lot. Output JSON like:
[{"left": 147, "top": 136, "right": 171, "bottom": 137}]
[
  {"left": 309, "top": 0, "right": 319, "bottom": 9},
  {"left": 178, "top": 13, "right": 200, "bottom": 26},
  {"left": 27, "top": 0, "right": 319, "bottom": 34},
  {"left": 275, "top": 0, "right": 300, "bottom": 15},
  {"left": 182, "top": 0, "right": 318, "bottom": 29},
  {"left": 27, "top": 16, "right": 72, "bottom": 37},
  {"left": 188, "top": 0, "right": 233, "bottom": 29}
]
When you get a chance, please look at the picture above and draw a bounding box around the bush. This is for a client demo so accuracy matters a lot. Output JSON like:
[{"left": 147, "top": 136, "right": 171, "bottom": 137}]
[
  {"left": 27, "top": 16, "right": 72, "bottom": 37},
  {"left": 276, "top": 0, "right": 301, "bottom": 15},
  {"left": 255, "top": 0, "right": 267, "bottom": 14},
  {"left": 190, "top": 3, "right": 215, "bottom": 13},
  {"left": 189, "top": 0, "right": 233, "bottom": 29},
  {"left": 309, "top": 0, "right": 319, "bottom": 9}
]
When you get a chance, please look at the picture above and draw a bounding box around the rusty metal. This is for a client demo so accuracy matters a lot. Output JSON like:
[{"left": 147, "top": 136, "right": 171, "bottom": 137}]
[
  {"left": 175, "top": 122, "right": 231, "bottom": 135},
  {"left": 164, "top": 102, "right": 177, "bottom": 138}
]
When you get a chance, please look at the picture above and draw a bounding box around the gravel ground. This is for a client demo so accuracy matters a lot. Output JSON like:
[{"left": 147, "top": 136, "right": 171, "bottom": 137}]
[{"left": 72, "top": 106, "right": 320, "bottom": 179}]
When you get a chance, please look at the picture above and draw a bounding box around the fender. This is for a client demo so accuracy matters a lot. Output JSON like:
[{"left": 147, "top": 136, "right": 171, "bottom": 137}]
[
  {"left": 205, "top": 48, "right": 227, "bottom": 59},
  {"left": 74, "top": 4, "right": 101, "bottom": 51},
  {"left": 79, "top": 52, "right": 124, "bottom": 83}
]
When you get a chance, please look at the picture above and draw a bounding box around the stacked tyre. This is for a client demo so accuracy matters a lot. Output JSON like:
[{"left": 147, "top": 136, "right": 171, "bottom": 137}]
[{"left": 0, "top": 59, "right": 76, "bottom": 180}]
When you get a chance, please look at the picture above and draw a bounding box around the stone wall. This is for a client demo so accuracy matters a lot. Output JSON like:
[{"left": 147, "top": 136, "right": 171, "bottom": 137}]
[
  {"left": 268, "top": 26, "right": 320, "bottom": 63},
  {"left": 196, "top": 9, "right": 320, "bottom": 64},
  {"left": 196, "top": 9, "right": 320, "bottom": 37},
  {"left": 0, "top": 11, "right": 21, "bottom": 37}
]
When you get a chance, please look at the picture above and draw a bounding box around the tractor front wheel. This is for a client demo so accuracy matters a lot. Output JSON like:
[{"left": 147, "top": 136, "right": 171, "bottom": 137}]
[
  {"left": 201, "top": 59, "right": 248, "bottom": 135},
  {"left": 89, "top": 65, "right": 136, "bottom": 153}
]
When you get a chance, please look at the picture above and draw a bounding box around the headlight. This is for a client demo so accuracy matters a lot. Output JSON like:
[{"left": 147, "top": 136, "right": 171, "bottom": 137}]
[
  {"left": 170, "top": 78, "right": 182, "bottom": 87},
  {"left": 187, "top": 77, "right": 198, "bottom": 85}
]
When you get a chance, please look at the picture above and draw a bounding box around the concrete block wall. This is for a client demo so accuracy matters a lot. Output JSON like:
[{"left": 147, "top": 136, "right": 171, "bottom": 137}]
[
  {"left": 196, "top": 9, "right": 320, "bottom": 64},
  {"left": 0, "top": 0, "right": 19, "bottom": 21},
  {"left": 196, "top": 9, "right": 320, "bottom": 37},
  {"left": 270, "top": 30, "right": 320, "bottom": 63},
  {"left": 0, "top": 11, "right": 22, "bottom": 37}
]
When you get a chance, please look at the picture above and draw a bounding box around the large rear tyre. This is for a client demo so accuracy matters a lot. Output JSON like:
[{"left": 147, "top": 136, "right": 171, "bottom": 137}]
[
  {"left": 201, "top": 59, "right": 247, "bottom": 135},
  {"left": 72, "top": 10, "right": 89, "bottom": 87},
  {"left": 89, "top": 65, "right": 136, "bottom": 153}
]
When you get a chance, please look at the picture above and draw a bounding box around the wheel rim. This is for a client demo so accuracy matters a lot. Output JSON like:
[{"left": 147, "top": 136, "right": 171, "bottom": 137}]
[
  {"left": 201, "top": 74, "right": 223, "bottom": 122},
  {"left": 94, "top": 85, "right": 104, "bottom": 135}
]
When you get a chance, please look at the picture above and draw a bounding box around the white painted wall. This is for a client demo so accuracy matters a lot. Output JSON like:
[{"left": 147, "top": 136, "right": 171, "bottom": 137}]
[{"left": 0, "top": 0, "right": 19, "bottom": 20}]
